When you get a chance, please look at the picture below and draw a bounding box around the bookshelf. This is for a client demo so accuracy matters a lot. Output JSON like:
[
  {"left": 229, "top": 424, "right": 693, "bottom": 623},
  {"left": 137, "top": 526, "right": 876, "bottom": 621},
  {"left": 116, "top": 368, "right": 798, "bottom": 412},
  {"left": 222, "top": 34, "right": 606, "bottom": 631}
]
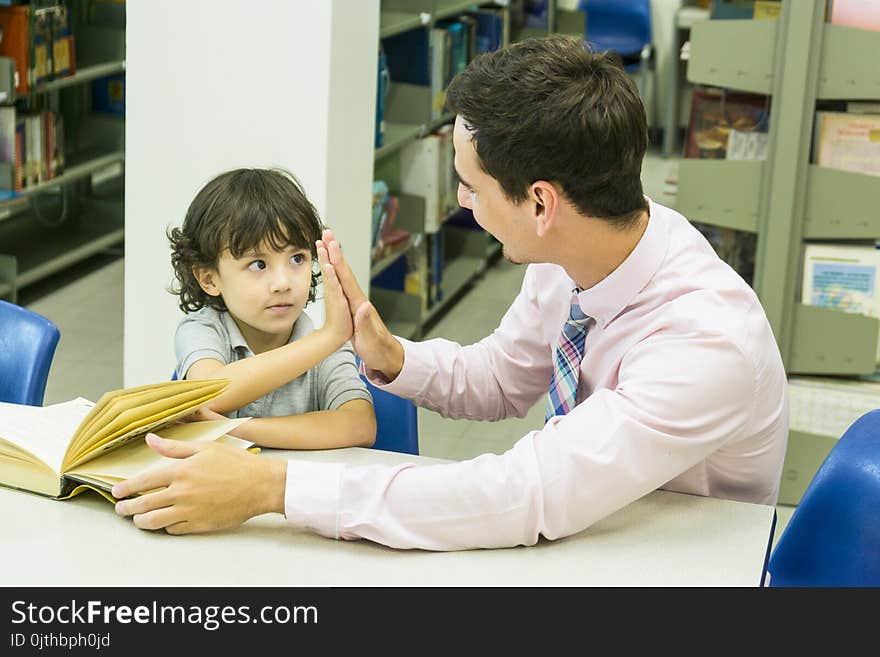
[
  {"left": 675, "top": 0, "right": 880, "bottom": 503},
  {"left": 372, "top": 0, "right": 557, "bottom": 340},
  {"left": 0, "top": 1, "right": 125, "bottom": 303}
]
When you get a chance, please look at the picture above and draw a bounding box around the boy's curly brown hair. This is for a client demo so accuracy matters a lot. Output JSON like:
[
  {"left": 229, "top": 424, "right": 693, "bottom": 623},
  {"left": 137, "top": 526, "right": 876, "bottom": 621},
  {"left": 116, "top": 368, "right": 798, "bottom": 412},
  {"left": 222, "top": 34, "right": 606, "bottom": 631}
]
[{"left": 168, "top": 168, "right": 324, "bottom": 313}]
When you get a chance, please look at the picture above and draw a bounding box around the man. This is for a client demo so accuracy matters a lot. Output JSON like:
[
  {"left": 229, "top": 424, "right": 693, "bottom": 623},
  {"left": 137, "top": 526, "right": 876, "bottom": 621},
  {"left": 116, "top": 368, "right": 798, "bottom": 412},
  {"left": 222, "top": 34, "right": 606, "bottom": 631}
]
[{"left": 114, "top": 36, "right": 788, "bottom": 549}]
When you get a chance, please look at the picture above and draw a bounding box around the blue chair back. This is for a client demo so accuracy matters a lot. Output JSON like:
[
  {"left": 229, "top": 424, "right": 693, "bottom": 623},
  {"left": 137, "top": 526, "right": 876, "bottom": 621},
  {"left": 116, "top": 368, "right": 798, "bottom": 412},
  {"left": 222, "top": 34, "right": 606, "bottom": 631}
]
[
  {"left": 579, "top": 0, "right": 652, "bottom": 58},
  {"left": 0, "top": 299, "right": 60, "bottom": 406},
  {"left": 768, "top": 410, "right": 880, "bottom": 586},
  {"left": 360, "top": 373, "right": 419, "bottom": 455}
]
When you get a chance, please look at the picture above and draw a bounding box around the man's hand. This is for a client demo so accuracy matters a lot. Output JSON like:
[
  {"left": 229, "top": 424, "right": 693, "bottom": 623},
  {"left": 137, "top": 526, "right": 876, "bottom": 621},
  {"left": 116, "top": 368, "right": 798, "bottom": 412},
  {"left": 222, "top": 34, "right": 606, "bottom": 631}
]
[
  {"left": 112, "top": 434, "right": 287, "bottom": 535},
  {"left": 316, "top": 240, "right": 353, "bottom": 349},
  {"left": 318, "top": 228, "right": 404, "bottom": 381}
]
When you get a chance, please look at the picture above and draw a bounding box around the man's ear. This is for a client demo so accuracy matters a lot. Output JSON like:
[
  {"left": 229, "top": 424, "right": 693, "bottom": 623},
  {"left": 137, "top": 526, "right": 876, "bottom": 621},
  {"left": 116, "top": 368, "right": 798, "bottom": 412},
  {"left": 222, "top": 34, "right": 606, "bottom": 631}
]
[
  {"left": 531, "top": 181, "right": 559, "bottom": 238},
  {"left": 193, "top": 266, "right": 221, "bottom": 297}
]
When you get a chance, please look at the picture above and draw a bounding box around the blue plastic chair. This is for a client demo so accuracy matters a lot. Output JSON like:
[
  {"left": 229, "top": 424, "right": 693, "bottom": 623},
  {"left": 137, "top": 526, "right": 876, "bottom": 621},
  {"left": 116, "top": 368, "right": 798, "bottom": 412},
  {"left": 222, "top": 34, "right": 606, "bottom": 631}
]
[
  {"left": 767, "top": 410, "right": 880, "bottom": 586},
  {"left": 360, "top": 372, "right": 419, "bottom": 455},
  {"left": 0, "top": 299, "right": 60, "bottom": 406},
  {"left": 578, "top": 0, "right": 655, "bottom": 125}
]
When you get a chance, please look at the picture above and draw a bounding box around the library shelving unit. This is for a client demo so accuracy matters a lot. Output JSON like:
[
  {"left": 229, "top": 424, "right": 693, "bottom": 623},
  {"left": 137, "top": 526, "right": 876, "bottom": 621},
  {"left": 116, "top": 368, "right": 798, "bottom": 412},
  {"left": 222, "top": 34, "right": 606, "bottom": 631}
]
[
  {"left": 674, "top": 0, "right": 880, "bottom": 503},
  {"left": 372, "top": 0, "right": 560, "bottom": 340},
  {"left": 0, "top": 1, "right": 125, "bottom": 303}
]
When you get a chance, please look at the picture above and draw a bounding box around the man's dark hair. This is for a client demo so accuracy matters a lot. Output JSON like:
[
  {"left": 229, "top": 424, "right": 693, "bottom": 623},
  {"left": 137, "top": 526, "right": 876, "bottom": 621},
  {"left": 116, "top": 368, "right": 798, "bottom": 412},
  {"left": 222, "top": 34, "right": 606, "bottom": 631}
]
[
  {"left": 445, "top": 35, "right": 648, "bottom": 228},
  {"left": 168, "top": 167, "right": 323, "bottom": 313}
]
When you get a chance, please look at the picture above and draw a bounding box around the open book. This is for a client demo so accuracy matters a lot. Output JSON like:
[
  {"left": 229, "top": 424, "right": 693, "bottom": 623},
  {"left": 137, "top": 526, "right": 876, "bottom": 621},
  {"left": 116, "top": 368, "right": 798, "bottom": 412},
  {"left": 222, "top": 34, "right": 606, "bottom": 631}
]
[{"left": 0, "top": 379, "right": 253, "bottom": 501}]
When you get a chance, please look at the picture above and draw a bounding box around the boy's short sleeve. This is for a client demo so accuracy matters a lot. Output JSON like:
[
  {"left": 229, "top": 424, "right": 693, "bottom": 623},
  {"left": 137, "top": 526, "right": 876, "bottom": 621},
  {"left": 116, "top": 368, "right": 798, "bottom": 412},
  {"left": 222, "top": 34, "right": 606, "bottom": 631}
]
[
  {"left": 175, "top": 314, "right": 230, "bottom": 379},
  {"left": 315, "top": 341, "right": 373, "bottom": 411}
]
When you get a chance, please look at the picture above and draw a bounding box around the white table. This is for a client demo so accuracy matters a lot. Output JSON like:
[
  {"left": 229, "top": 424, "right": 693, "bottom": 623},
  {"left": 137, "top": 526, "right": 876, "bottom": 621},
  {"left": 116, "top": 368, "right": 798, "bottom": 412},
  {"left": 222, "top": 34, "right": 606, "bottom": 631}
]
[{"left": 1, "top": 447, "right": 775, "bottom": 586}]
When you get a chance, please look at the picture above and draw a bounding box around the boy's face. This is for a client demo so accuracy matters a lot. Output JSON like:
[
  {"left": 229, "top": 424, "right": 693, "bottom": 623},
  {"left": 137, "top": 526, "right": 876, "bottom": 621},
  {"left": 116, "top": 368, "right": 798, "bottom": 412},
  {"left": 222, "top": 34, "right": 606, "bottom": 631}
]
[{"left": 197, "top": 240, "right": 314, "bottom": 348}]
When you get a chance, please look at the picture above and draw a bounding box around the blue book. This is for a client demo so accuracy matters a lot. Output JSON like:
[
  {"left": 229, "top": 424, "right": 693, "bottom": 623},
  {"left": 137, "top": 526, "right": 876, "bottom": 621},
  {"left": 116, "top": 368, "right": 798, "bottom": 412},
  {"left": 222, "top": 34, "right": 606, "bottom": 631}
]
[
  {"left": 382, "top": 28, "right": 430, "bottom": 86},
  {"left": 474, "top": 10, "right": 503, "bottom": 54},
  {"left": 375, "top": 48, "right": 389, "bottom": 149}
]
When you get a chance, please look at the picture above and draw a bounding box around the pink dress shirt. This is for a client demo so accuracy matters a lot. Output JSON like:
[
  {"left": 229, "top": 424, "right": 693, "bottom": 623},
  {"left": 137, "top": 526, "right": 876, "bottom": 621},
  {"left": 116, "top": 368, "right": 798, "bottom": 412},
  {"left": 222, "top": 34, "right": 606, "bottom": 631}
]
[{"left": 284, "top": 199, "right": 789, "bottom": 550}]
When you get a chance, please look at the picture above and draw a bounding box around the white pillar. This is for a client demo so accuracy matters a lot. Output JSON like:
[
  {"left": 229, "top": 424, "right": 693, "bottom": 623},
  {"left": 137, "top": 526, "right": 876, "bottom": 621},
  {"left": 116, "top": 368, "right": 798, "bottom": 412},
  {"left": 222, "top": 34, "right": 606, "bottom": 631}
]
[{"left": 124, "top": 0, "right": 378, "bottom": 385}]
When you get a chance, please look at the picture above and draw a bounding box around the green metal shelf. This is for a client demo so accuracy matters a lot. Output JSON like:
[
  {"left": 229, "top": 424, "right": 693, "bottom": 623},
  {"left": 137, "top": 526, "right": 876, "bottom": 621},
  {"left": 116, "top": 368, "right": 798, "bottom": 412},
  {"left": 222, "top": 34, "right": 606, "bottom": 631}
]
[
  {"left": 0, "top": 151, "right": 125, "bottom": 214},
  {"left": 375, "top": 122, "right": 423, "bottom": 160},
  {"left": 0, "top": 193, "right": 124, "bottom": 291},
  {"left": 370, "top": 238, "right": 413, "bottom": 279},
  {"left": 433, "top": 0, "right": 480, "bottom": 23},
  {"left": 788, "top": 304, "right": 879, "bottom": 376},
  {"left": 803, "top": 166, "right": 880, "bottom": 240},
  {"left": 687, "top": 18, "right": 777, "bottom": 94},
  {"left": 674, "top": 159, "right": 763, "bottom": 233},
  {"left": 380, "top": 11, "right": 427, "bottom": 39},
  {"left": 818, "top": 24, "right": 880, "bottom": 100}
]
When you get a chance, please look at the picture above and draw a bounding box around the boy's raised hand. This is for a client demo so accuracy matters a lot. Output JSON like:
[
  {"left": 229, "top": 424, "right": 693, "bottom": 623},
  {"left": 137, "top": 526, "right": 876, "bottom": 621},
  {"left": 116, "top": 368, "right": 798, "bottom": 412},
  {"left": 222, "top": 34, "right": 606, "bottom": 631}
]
[
  {"left": 318, "top": 229, "right": 404, "bottom": 381},
  {"left": 316, "top": 241, "right": 353, "bottom": 348}
]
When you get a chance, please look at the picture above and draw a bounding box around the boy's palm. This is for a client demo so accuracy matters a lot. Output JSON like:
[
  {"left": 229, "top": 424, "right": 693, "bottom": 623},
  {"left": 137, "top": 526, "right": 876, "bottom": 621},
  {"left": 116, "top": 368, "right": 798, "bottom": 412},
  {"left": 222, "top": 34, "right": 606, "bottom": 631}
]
[{"left": 318, "top": 245, "right": 353, "bottom": 346}]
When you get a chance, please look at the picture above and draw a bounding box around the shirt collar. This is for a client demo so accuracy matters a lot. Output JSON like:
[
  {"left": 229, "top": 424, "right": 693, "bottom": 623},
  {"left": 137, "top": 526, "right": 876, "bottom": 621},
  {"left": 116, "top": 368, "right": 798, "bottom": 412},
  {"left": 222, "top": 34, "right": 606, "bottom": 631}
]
[
  {"left": 220, "top": 307, "right": 315, "bottom": 355},
  {"left": 575, "top": 197, "right": 669, "bottom": 329},
  {"left": 220, "top": 310, "right": 252, "bottom": 354}
]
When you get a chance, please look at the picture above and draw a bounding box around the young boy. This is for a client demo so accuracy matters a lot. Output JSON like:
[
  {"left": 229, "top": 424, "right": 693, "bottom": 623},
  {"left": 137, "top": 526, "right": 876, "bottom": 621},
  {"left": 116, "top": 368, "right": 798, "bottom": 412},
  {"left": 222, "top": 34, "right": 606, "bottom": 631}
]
[{"left": 167, "top": 167, "right": 376, "bottom": 449}]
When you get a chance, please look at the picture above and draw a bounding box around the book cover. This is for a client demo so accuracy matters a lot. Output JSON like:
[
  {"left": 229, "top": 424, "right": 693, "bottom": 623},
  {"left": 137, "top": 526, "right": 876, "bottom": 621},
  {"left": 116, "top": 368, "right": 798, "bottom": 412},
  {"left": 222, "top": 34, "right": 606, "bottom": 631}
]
[
  {"left": 814, "top": 111, "right": 880, "bottom": 176},
  {"left": 13, "top": 115, "right": 22, "bottom": 191},
  {"left": 32, "top": 6, "right": 52, "bottom": 88},
  {"left": 473, "top": 9, "right": 503, "bottom": 54},
  {"left": 685, "top": 86, "right": 770, "bottom": 159},
  {"left": 429, "top": 27, "right": 450, "bottom": 120},
  {"left": 51, "top": 3, "right": 75, "bottom": 79},
  {"left": 801, "top": 242, "right": 880, "bottom": 360},
  {"left": 0, "top": 105, "right": 14, "bottom": 189},
  {"left": 0, "top": 378, "right": 252, "bottom": 501},
  {"left": 0, "top": 5, "right": 31, "bottom": 95},
  {"left": 382, "top": 27, "right": 430, "bottom": 86},
  {"left": 399, "top": 133, "right": 446, "bottom": 233}
]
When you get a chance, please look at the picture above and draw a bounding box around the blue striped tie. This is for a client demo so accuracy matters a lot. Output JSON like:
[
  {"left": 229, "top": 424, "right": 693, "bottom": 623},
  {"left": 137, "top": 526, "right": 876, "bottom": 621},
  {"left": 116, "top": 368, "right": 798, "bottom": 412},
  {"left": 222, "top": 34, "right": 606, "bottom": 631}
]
[{"left": 545, "top": 289, "right": 590, "bottom": 423}]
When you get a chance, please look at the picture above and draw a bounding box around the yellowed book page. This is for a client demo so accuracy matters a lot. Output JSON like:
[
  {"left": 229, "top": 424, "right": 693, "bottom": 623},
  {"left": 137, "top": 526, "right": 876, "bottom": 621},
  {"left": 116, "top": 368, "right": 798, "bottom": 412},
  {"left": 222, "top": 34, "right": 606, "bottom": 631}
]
[
  {"left": 64, "top": 388, "right": 228, "bottom": 469},
  {"left": 66, "top": 379, "right": 227, "bottom": 459},
  {"left": 66, "top": 381, "right": 193, "bottom": 453},
  {"left": 64, "top": 381, "right": 227, "bottom": 466},
  {"left": 0, "top": 452, "right": 61, "bottom": 497},
  {"left": 66, "top": 418, "right": 251, "bottom": 487},
  {"left": 0, "top": 398, "right": 94, "bottom": 474}
]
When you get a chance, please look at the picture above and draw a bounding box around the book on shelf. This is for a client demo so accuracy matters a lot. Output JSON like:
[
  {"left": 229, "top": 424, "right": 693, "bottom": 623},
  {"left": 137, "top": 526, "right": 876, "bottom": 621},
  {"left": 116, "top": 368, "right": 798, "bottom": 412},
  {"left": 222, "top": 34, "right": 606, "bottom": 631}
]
[
  {"left": 0, "top": 3, "right": 76, "bottom": 96},
  {"left": 684, "top": 86, "right": 770, "bottom": 160},
  {"left": 399, "top": 130, "right": 450, "bottom": 233},
  {"left": 752, "top": 1, "right": 781, "bottom": 19},
  {"left": 0, "top": 107, "right": 63, "bottom": 190},
  {"left": 801, "top": 242, "right": 880, "bottom": 361},
  {"left": 472, "top": 7, "right": 504, "bottom": 54},
  {"left": 92, "top": 74, "right": 125, "bottom": 116},
  {"left": 0, "top": 378, "right": 253, "bottom": 501},
  {"left": 813, "top": 111, "right": 880, "bottom": 177}
]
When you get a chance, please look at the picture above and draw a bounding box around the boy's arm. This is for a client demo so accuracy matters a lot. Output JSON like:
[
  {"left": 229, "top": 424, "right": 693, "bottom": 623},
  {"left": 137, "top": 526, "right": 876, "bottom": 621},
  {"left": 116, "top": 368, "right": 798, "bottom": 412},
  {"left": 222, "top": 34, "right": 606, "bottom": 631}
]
[
  {"left": 185, "top": 330, "right": 343, "bottom": 413},
  {"left": 226, "top": 399, "right": 376, "bottom": 449}
]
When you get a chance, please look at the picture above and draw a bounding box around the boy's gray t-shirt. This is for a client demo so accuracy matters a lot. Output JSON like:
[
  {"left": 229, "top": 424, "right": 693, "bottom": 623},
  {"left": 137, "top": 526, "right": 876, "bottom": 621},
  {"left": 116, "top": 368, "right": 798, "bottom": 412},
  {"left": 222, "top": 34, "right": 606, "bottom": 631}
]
[{"left": 175, "top": 306, "right": 372, "bottom": 419}]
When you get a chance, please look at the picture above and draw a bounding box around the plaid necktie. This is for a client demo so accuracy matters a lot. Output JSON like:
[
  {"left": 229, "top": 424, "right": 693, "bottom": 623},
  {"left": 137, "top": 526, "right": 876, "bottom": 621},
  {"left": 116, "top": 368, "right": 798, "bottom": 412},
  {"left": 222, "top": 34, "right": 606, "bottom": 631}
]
[{"left": 545, "top": 289, "right": 590, "bottom": 423}]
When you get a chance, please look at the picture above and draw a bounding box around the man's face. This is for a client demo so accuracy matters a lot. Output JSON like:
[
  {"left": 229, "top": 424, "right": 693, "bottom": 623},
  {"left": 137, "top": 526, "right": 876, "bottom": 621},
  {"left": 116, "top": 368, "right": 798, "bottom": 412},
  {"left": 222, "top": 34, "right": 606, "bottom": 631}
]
[{"left": 452, "top": 116, "right": 536, "bottom": 265}]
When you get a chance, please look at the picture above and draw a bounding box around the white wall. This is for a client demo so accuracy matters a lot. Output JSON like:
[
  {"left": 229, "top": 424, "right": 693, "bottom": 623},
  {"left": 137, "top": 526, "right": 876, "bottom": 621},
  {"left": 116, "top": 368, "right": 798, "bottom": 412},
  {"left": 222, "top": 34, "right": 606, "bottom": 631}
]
[{"left": 125, "top": 0, "right": 378, "bottom": 386}]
